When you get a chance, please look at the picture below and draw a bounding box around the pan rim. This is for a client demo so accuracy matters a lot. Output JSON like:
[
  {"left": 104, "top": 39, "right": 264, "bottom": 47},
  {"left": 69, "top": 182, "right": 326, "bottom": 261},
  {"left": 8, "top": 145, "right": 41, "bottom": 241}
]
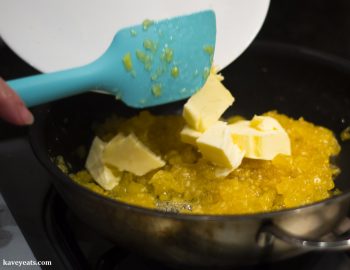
[{"left": 29, "top": 41, "right": 350, "bottom": 222}]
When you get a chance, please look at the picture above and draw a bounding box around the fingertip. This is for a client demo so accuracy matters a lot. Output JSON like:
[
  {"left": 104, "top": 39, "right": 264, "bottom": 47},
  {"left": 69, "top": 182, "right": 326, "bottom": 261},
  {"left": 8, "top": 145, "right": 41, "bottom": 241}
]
[
  {"left": 19, "top": 106, "right": 34, "bottom": 125},
  {"left": 0, "top": 79, "right": 34, "bottom": 126}
]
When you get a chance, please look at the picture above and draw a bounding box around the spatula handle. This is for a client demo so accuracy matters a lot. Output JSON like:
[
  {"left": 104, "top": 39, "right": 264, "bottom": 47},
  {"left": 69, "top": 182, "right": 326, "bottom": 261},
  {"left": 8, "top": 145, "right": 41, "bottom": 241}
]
[{"left": 8, "top": 65, "right": 98, "bottom": 107}]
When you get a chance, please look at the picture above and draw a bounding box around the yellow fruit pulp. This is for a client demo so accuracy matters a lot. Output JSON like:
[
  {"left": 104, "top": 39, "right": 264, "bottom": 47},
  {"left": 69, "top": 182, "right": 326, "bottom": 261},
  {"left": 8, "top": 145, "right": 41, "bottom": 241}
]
[{"left": 68, "top": 111, "right": 341, "bottom": 215}]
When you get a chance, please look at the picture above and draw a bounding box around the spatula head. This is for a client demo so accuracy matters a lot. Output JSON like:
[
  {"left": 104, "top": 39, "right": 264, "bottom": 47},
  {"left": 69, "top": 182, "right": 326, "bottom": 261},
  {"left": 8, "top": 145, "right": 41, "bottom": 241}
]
[{"left": 101, "top": 10, "right": 216, "bottom": 108}]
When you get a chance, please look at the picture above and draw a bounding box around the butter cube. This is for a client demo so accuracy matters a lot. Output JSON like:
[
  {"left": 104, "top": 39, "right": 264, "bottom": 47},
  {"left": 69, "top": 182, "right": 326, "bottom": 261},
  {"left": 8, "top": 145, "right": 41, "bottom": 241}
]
[
  {"left": 180, "top": 125, "right": 202, "bottom": 146},
  {"left": 103, "top": 133, "right": 165, "bottom": 176},
  {"left": 215, "top": 167, "right": 234, "bottom": 178},
  {"left": 183, "top": 74, "right": 234, "bottom": 132},
  {"left": 229, "top": 116, "right": 291, "bottom": 160},
  {"left": 85, "top": 137, "right": 121, "bottom": 190},
  {"left": 211, "top": 66, "right": 224, "bottom": 81},
  {"left": 250, "top": 115, "right": 283, "bottom": 131},
  {"left": 197, "top": 121, "right": 245, "bottom": 168}
]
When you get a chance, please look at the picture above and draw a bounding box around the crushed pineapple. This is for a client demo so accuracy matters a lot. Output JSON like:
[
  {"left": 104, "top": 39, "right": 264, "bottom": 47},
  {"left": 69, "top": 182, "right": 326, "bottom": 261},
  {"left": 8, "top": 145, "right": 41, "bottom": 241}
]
[{"left": 66, "top": 111, "right": 341, "bottom": 215}]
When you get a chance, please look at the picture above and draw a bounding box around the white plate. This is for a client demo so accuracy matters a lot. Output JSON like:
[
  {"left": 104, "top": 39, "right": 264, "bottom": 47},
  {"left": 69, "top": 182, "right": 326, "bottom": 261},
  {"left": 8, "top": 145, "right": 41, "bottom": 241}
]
[{"left": 0, "top": 0, "right": 269, "bottom": 73}]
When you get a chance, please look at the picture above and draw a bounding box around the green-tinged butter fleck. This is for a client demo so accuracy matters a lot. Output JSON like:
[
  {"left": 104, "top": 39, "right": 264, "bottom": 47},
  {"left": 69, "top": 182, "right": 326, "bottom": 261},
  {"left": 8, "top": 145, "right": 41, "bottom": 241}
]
[
  {"left": 145, "top": 62, "right": 152, "bottom": 71},
  {"left": 122, "top": 53, "right": 133, "bottom": 72},
  {"left": 142, "top": 19, "right": 154, "bottom": 30},
  {"left": 143, "top": 39, "right": 157, "bottom": 52},
  {"left": 151, "top": 74, "right": 158, "bottom": 81},
  {"left": 162, "top": 47, "right": 173, "bottom": 63},
  {"left": 136, "top": 50, "right": 152, "bottom": 71},
  {"left": 130, "top": 29, "right": 137, "bottom": 37},
  {"left": 151, "top": 67, "right": 164, "bottom": 81},
  {"left": 203, "top": 45, "right": 214, "bottom": 55},
  {"left": 136, "top": 50, "right": 146, "bottom": 61},
  {"left": 152, "top": 84, "right": 162, "bottom": 97},
  {"left": 333, "top": 188, "right": 342, "bottom": 195},
  {"left": 171, "top": 66, "right": 179, "bottom": 78},
  {"left": 341, "top": 126, "right": 350, "bottom": 141}
]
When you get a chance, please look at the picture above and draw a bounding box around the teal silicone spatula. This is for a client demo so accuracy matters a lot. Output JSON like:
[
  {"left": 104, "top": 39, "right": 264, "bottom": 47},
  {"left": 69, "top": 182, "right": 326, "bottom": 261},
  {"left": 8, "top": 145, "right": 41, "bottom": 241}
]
[{"left": 7, "top": 10, "right": 216, "bottom": 108}]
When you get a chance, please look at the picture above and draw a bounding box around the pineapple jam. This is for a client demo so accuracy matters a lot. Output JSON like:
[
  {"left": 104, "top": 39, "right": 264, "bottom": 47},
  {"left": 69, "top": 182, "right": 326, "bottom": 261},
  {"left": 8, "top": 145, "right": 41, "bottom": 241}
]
[{"left": 68, "top": 111, "right": 341, "bottom": 215}]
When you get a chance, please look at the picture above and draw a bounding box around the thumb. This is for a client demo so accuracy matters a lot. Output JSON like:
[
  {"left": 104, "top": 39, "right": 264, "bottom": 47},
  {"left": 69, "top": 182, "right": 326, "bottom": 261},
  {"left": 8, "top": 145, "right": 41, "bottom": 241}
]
[{"left": 0, "top": 78, "right": 34, "bottom": 125}]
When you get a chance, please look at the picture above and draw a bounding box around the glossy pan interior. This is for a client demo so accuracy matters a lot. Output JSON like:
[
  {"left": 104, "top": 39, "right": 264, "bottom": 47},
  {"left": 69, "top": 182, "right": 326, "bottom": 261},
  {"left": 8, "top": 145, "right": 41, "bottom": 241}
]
[{"left": 29, "top": 42, "right": 350, "bottom": 267}]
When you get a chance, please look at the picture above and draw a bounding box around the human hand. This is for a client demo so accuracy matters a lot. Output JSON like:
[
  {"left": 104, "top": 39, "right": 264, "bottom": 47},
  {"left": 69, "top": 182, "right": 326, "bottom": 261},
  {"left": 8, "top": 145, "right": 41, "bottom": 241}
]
[{"left": 0, "top": 78, "right": 34, "bottom": 125}]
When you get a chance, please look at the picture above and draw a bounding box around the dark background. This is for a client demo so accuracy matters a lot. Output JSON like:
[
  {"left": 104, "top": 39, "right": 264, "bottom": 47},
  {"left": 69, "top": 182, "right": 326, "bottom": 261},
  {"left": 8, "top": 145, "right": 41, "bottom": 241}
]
[
  {"left": 258, "top": 0, "right": 350, "bottom": 60},
  {"left": 2, "top": 0, "right": 350, "bottom": 78}
]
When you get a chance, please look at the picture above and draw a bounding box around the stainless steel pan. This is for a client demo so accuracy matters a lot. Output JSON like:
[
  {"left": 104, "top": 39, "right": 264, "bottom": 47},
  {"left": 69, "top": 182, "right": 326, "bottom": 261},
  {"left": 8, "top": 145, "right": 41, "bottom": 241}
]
[{"left": 29, "top": 42, "right": 350, "bottom": 268}]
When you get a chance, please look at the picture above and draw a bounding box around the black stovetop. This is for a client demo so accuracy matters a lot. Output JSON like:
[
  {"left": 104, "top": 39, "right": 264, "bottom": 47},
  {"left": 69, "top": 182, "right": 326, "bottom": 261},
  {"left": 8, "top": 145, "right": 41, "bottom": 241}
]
[
  {"left": 3, "top": 132, "right": 350, "bottom": 270},
  {"left": 2, "top": 1, "right": 350, "bottom": 269}
]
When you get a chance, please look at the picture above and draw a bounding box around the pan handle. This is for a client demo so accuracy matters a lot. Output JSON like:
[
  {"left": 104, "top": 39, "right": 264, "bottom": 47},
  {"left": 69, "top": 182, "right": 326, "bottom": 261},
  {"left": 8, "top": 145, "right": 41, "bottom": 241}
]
[{"left": 257, "top": 223, "right": 350, "bottom": 251}]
